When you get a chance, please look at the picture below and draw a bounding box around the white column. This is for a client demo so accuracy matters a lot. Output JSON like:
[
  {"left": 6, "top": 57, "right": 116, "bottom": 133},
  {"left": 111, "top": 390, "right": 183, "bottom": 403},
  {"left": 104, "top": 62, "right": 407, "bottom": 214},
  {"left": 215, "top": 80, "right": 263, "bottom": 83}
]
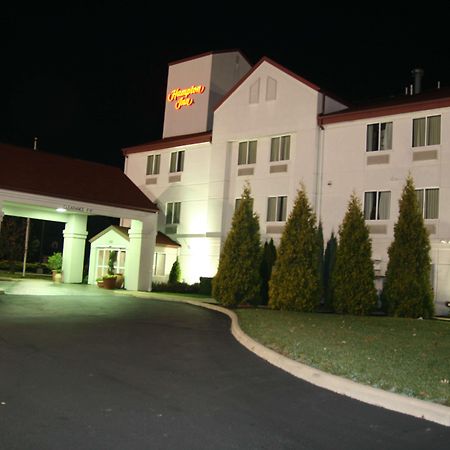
[
  {"left": 62, "top": 214, "right": 88, "bottom": 283},
  {"left": 125, "top": 214, "right": 157, "bottom": 291}
]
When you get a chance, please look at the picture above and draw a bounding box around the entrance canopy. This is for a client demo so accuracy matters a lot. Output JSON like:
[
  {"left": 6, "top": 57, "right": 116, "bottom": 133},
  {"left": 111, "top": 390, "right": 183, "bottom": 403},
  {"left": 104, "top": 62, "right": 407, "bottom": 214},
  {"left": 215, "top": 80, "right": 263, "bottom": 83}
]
[{"left": 0, "top": 143, "right": 159, "bottom": 291}]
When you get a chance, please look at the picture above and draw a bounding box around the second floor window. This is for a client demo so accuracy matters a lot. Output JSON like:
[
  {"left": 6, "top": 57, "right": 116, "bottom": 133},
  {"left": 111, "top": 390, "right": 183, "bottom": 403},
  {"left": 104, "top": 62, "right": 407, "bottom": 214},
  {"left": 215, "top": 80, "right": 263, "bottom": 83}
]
[
  {"left": 364, "top": 191, "right": 391, "bottom": 220},
  {"left": 416, "top": 188, "right": 439, "bottom": 219},
  {"left": 238, "top": 140, "right": 257, "bottom": 165},
  {"left": 267, "top": 196, "right": 287, "bottom": 222},
  {"left": 413, "top": 115, "right": 441, "bottom": 147},
  {"left": 270, "top": 135, "right": 291, "bottom": 161},
  {"left": 166, "top": 202, "right": 181, "bottom": 224},
  {"left": 146, "top": 154, "right": 161, "bottom": 175},
  {"left": 170, "top": 150, "right": 185, "bottom": 172},
  {"left": 366, "top": 122, "right": 392, "bottom": 151}
]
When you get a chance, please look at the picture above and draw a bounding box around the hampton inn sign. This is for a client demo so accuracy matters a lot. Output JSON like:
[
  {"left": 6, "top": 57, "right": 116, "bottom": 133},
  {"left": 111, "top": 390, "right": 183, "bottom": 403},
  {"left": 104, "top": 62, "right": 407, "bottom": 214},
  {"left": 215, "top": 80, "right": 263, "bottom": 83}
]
[{"left": 166, "top": 84, "right": 206, "bottom": 110}]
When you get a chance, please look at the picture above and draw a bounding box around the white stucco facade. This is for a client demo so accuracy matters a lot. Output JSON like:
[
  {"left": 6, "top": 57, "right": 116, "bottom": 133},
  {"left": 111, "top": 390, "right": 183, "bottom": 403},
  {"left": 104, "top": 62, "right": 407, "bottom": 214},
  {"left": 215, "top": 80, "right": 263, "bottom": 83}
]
[
  {"left": 123, "top": 51, "right": 450, "bottom": 315},
  {"left": 320, "top": 106, "right": 450, "bottom": 315}
]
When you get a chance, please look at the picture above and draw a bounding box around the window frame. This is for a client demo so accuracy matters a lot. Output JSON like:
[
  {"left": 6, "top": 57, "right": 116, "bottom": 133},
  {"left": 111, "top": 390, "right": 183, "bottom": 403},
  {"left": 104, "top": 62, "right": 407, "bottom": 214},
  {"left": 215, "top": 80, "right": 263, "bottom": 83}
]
[
  {"left": 366, "top": 122, "right": 393, "bottom": 152},
  {"left": 415, "top": 187, "right": 439, "bottom": 219},
  {"left": 270, "top": 135, "right": 291, "bottom": 161},
  {"left": 153, "top": 252, "right": 166, "bottom": 276},
  {"left": 412, "top": 115, "right": 441, "bottom": 147},
  {"left": 169, "top": 150, "right": 185, "bottom": 173},
  {"left": 266, "top": 196, "right": 287, "bottom": 222},
  {"left": 238, "top": 140, "right": 257, "bottom": 165},
  {"left": 146, "top": 153, "right": 161, "bottom": 175},
  {"left": 166, "top": 201, "right": 181, "bottom": 225},
  {"left": 364, "top": 191, "right": 391, "bottom": 220}
]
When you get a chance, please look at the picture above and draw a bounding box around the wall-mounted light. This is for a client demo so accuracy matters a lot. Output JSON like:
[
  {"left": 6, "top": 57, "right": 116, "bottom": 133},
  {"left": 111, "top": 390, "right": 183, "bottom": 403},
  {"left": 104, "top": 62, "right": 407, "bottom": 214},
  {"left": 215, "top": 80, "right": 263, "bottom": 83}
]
[{"left": 56, "top": 208, "right": 67, "bottom": 213}]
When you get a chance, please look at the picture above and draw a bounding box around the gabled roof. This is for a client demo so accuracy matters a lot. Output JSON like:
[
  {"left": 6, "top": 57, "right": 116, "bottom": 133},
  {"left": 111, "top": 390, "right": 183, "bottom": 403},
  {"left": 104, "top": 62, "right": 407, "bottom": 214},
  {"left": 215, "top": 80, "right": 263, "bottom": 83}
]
[
  {"left": 214, "top": 56, "right": 348, "bottom": 111},
  {"left": 89, "top": 225, "right": 130, "bottom": 243},
  {"left": 0, "top": 143, "right": 158, "bottom": 213},
  {"left": 319, "top": 87, "right": 450, "bottom": 125},
  {"left": 90, "top": 225, "right": 180, "bottom": 247},
  {"left": 122, "top": 131, "right": 212, "bottom": 155}
]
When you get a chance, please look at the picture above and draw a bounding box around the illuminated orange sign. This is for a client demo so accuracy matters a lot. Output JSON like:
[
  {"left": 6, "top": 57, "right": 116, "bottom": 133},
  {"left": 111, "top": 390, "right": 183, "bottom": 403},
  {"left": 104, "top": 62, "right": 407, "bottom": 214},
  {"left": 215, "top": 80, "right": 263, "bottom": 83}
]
[{"left": 167, "top": 84, "right": 206, "bottom": 110}]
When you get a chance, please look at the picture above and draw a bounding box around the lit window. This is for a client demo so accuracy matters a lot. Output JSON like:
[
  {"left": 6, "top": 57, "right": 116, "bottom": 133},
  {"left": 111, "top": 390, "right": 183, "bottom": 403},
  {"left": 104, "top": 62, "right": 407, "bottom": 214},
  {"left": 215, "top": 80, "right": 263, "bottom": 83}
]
[
  {"left": 366, "top": 122, "right": 392, "bottom": 151},
  {"left": 153, "top": 253, "right": 166, "bottom": 276},
  {"left": 166, "top": 202, "right": 181, "bottom": 224},
  {"left": 170, "top": 151, "right": 185, "bottom": 172},
  {"left": 416, "top": 188, "right": 439, "bottom": 219},
  {"left": 364, "top": 191, "right": 391, "bottom": 220},
  {"left": 267, "top": 196, "right": 287, "bottom": 222},
  {"left": 270, "top": 135, "right": 291, "bottom": 161},
  {"left": 412, "top": 115, "right": 441, "bottom": 147},
  {"left": 146, "top": 154, "right": 161, "bottom": 175},
  {"left": 238, "top": 141, "right": 257, "bottom": 165}
]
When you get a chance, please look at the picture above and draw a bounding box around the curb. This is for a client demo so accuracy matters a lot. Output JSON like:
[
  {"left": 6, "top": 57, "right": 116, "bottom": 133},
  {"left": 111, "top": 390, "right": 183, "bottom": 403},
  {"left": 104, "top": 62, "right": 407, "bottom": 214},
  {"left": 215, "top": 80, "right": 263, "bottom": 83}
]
[{"left": 123, "top": 291, "right": 450, "bottom": 427}]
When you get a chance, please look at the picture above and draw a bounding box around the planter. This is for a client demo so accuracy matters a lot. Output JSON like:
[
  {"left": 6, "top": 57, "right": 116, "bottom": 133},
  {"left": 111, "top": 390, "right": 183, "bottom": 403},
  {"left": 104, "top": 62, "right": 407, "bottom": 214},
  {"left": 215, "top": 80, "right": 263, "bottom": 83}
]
[
  {"left": 115, "top": 273, "right": 124, "bottom": 289},
  {"left": 97, "top": 280, "right": 104, "bottom": 288},
  {"left": 52, "top": 270, "right": 62, "bottom": 283},
  {"left": 102, "top": 276, "right": 117, "bottom": 290}
]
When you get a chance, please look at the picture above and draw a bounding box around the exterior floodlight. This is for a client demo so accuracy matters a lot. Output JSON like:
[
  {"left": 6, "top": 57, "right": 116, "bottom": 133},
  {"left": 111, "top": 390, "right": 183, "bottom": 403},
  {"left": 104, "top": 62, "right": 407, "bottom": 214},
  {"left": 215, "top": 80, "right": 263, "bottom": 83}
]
[{"left": 56, "top": 208, "right": 67, "bottom": 213}]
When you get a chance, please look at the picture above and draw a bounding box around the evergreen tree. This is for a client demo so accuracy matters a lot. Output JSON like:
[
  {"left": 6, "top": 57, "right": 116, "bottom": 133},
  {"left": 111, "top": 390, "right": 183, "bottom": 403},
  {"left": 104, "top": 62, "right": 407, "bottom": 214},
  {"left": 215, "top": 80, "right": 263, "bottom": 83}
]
[
  {"left": 383, "top": 175, "right": 434, "bottom": 318},
  {"left": 323, "top": 231, "right": 337, "bottom": 310},
  {"left": 260, "top": 239, "right": 277, "bottom": 305},
  {"left": 332, "top": 194, "right": 377, "bottom": 315},
  {"left": 212, "top": 184, "right": 262, "bottom": 307},
  {"left": 168, "top": 257, "right": 181, "bottom": 284},
  {"left": 269, "top": 186, "right": 320, "bottom": 311},
  {"left": 316, "top": 221, "right": 324, "bottom": 305}
]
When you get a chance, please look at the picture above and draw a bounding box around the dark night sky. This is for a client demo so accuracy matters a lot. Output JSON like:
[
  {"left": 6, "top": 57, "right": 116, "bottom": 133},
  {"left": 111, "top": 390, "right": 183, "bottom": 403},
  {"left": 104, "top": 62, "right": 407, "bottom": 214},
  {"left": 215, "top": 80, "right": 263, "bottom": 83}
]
[{"left": 1, "top": 8, "right": 449, "bottom": 170}]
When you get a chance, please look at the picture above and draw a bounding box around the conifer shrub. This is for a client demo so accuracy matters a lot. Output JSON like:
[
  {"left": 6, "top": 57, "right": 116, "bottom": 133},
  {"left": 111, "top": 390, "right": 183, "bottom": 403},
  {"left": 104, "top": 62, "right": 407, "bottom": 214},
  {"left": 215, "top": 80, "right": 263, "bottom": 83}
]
[
  {"left": 332, "top": 194, "right": 377, "bottom": 315},
  {"left": 260, "top": 239, "right": 277, "bottom": 305},
  {"left": 383, "top": 175, "right": 434, "bottom": 318},
  {"left": 323, "top": 231, "right": 337, "bottom": 310},
  {"left": 316, "top": 221, "right": 324, "bottom": 305},
  {"left": 168, "top": 257, "right": 182, "bottom": 284},
  {"left": 268, "top": 186, "right": 320, "bottom": 311},
  {"left": 212, "top": 184, "right": 262, "bottom": 307}
]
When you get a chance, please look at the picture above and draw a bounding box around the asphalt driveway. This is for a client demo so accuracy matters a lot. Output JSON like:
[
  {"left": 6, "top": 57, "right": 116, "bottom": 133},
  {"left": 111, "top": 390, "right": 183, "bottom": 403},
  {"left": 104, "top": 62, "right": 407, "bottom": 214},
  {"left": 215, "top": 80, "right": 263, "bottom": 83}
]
[{"left": 0, "top": 293, "right": 449, "bottom": 449}]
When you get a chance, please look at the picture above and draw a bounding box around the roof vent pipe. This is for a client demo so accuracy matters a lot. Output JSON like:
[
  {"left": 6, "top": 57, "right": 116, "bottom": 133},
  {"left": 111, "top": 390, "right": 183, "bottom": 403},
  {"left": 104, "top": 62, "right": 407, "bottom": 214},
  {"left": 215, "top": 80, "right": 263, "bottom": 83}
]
[{"left": 411, "top": 68, "right": 424, "bottom": 94}]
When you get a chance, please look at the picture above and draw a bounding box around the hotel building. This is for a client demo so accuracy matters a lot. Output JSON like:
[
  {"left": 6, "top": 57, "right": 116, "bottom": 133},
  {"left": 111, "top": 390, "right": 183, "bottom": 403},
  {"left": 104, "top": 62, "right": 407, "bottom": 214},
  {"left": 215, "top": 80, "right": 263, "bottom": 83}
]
[{"left": 122, "top": 50, "right": 450, "bottom": 315}]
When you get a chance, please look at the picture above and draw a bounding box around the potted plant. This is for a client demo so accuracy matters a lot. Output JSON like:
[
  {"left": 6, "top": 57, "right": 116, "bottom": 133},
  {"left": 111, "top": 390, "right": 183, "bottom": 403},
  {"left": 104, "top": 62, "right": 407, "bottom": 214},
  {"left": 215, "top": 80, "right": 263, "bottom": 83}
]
[
  {"left": 102, "top": 251, "right": 117, "bottom": 289},
  {"left": 96, "top": 277, "right": 104, "bottom": 288},
  {"left": 115, "top": 273, "right": 124, "bottom": 289},
  {"left": 47, "top": 252, "right": 63, "bottom": 283}
]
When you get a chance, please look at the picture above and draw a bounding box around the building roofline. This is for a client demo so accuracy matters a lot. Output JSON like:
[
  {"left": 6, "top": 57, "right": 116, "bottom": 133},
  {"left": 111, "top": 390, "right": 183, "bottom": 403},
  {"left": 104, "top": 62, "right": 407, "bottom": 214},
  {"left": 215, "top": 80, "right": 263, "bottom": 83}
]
[
  {"left": 0, "top": 143, "right": 158, "bottom": 213},
  {"left": 214, "top": 56, "right": 348, "bottom": 112},
  {"left": 319, "top": 89, "right": 450, "bottom": 125},
  {"left": 89, "top": 225, "right": 130, "bottom": 243},
  {"left": 168, "top": 49, "right": 252, "bottom": 68},
  {"left": 90, "top": 226, "right": 180, "bottom": 247},
  {"left": 122, "top": 131, "right": 212, "bottom": 155}
]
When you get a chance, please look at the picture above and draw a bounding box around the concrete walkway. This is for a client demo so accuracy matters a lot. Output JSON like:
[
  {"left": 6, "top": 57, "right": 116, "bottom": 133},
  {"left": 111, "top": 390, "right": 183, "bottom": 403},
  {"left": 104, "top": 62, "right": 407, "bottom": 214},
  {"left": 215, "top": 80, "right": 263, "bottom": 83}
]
[{"left": 0, "top": 277, "right": 106, "bottom": 296}]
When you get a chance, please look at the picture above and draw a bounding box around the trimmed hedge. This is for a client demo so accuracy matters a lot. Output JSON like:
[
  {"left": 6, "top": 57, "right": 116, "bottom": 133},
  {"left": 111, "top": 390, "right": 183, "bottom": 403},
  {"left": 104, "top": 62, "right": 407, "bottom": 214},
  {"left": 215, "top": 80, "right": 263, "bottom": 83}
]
[{"left": 0, "top": 260, "right": 51, "bottom": 274}]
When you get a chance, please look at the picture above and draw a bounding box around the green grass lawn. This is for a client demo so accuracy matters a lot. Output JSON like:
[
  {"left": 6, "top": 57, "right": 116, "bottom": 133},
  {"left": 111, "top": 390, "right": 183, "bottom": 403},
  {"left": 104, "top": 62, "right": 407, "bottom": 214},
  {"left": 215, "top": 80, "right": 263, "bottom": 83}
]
[{"left": 236, "top": 309, "right": 450, "bottom": 406}]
